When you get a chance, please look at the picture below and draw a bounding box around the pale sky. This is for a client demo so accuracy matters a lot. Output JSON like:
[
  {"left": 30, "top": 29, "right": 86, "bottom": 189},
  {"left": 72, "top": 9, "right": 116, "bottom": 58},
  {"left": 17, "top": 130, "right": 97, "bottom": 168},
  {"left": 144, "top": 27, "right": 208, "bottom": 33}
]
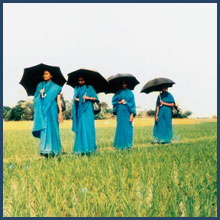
[{"left": 3, "top": 3, "right": 217, "bottom": 118}]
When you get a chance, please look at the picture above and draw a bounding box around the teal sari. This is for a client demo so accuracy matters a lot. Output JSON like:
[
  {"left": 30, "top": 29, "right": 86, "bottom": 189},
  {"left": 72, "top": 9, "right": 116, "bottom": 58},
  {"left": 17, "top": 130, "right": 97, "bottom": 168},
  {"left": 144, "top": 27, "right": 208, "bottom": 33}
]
[
  {"left": 112, "top": 88, "right": 136, "bottom": 149},
  {"left": 153, "top": 91, "right": 175, "bottom": 143},
  {"left": 32, "top": 81, "right": 62, "bottom": 155},
  {"left": 72, "top": 85, "right": 98, "bottom": 154}
]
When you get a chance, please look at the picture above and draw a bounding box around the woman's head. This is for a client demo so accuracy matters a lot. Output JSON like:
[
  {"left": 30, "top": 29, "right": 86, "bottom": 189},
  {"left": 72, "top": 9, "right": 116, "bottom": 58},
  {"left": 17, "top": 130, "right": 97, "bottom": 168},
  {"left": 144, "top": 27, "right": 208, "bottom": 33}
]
[
  {"left": 78, "top": 77, "right": 85, "bottom": 86},
  {"left": 161, "top": 86, "right": 168, "bottom": 92},
  {"left": 122, "top": 81, "right": 127, "bottom": 89},
  {"left": 43, "top": 70, "right": 52, "bottom": 82}
]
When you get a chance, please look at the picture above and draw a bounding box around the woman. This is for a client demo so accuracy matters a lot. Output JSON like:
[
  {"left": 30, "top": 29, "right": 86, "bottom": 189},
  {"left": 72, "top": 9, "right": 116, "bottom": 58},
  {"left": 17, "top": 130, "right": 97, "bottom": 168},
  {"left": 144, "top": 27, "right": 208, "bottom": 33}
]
[
  {"left": 72, "top": 76, "right": 98, "bottom": 155},
  {"left": 153, "top": 87, "right": 175, "bottom": 144},
  {"left": 112, "top": 81, "right": 136, "bottom": 149},
  {"left": 32, "top": 70, "right": 63, "bottom": 156}
]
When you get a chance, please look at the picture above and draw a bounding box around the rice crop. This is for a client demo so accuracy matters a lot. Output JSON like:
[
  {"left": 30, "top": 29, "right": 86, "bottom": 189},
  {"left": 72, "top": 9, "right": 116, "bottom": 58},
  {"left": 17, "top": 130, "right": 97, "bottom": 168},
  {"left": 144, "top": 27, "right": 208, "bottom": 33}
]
[{"left": 3, "top": 119, "right": 217, "bottom": 217}]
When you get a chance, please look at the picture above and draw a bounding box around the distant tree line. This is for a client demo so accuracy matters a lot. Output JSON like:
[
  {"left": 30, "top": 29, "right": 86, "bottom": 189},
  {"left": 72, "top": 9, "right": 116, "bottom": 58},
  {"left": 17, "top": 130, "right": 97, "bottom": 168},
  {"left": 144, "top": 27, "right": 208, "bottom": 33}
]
[
  {"left": 145, "top": 106, "right": 192, "bottom": 118},
  {"left": 3, "top": 100, "right": 192, "bottom": 121},
  {"left": 4, "top": 100, "right": 34, "bottom": 121},
  {"left": 3, "top": 100, "right": 114, "bottom": 121}
]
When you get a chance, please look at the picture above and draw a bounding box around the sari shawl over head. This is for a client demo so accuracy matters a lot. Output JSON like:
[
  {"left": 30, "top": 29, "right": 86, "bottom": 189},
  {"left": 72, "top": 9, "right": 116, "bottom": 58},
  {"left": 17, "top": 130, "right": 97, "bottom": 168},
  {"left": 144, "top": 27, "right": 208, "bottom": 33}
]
[
  {"left": 72, "top": 85, "right": 98, "bottom": 154},
  {"left": 112, "top": 88, "right": 136, "bottom": 149},
  {"left": 32, "top": 80, "right": 62, "bottom": 155},
  {"left": 153, "top": 91, "right": 175, "bottom": 143}
]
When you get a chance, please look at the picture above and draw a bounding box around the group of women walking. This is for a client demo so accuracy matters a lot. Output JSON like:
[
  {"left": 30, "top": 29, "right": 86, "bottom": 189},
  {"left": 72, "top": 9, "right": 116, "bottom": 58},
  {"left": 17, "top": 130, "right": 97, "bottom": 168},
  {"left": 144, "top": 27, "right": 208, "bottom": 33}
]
[{"left": 31, "top": 69, "right": 175, "bottom": 157}]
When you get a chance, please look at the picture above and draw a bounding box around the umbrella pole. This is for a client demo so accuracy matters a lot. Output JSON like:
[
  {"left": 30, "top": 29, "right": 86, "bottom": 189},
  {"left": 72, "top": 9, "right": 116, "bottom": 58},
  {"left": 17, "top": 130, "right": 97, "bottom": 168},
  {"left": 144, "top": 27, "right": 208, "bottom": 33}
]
[
  {"left": 83, "top": 92, "right": 86, "bottom": 103},
  {"left": 159, "top": 92, "right": 162, "bottom": 107}
]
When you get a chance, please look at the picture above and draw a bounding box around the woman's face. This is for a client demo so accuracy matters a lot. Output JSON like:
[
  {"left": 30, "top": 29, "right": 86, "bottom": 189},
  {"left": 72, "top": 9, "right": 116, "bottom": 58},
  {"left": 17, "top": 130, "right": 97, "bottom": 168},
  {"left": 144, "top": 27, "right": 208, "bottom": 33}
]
[
  {"left": 43, "top": 71, "right": 52, "bottom": 81},
  {"left": 161, "top": 87, "right": 167, "bottom": 92},
  {"left": 78, "top": 77, "right": 85, "bottom": 86},
  {"left": 122, "top": 82, "right": 127, "bottom": 89}
]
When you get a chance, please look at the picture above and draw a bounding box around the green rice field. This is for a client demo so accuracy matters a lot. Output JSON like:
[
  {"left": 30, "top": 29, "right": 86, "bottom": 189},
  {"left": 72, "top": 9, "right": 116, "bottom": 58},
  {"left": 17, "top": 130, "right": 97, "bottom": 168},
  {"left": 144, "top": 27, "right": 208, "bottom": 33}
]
[{"left": 3, "top": 119, "right": 217, "bottom": 217}]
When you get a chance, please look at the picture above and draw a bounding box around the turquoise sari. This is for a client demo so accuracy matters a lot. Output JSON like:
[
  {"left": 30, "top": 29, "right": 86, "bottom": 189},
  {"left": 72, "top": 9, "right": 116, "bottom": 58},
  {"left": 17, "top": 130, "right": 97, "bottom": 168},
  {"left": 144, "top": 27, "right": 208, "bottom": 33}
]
[
  {"left": 32, "top": 81, "right": 62, "bottom": 155},
  {"left": 112, "top": 88, "right": 136, "bottom": 149},
  {"left": 153, "top": 91, "right": 175, "bottom": 143},
  {"left": 72, "top": 85, "right": 98, "bottom": 154}
]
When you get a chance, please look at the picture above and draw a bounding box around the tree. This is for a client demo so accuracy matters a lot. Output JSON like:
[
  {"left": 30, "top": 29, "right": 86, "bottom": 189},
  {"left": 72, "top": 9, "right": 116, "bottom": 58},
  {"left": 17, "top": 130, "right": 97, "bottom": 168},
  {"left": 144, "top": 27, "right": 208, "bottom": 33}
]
[
  {"left": 17, "top": 100, "right": 26, "bottom": 104},
  {"left": 100, "top": 102, "right": 113, "bottom": 115},
  {"left": 3, "top": 106, "right": 11, "bottom": 121},
  {"left": 4, "top": 100, "right": 34, "bottom": 121},
  {"left": 94, "top": 102, "right": 108, "bottom": 120},
  {"left": 63, "top": 100, "right": 72, "bottom": 120},
  {"left": 146, "top": 106, "right": 192, "bottom": 119},
  {"left": 100, "top": 102, "right": 108, "bottom": 108},
  {"left": 95, "top": 111, "right": 105, "bottom": 120},
  {"left": 146, "top": 110, "right": 155, "bottom": 117},
  {"left": 183, "top": 111, "right": 192, "bottom": 118},
  {"left": 8, "top": 104, "right": 24, "bottom": 121},
  {"left": 104, "top": 108, "right": 113, "bottom": 114},
  {"left": 21, "top": 101, "right": 34, "bottom": 120}
]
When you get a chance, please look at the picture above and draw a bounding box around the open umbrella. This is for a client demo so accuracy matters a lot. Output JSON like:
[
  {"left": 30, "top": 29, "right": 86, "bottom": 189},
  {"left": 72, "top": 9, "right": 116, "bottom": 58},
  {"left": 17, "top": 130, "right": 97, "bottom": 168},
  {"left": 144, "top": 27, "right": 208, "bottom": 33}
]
[
  {"left": 140, "top": 77, "right": 175, "bottom": 94},
  {"left": 66, "top": 68, "right": 109, "bottom": 93},
  {"left": 106, "top": 73, "right": 140, "bottom": 93},
  {"left": 19, "top": 63, "right": 66, "bottom": 96}
]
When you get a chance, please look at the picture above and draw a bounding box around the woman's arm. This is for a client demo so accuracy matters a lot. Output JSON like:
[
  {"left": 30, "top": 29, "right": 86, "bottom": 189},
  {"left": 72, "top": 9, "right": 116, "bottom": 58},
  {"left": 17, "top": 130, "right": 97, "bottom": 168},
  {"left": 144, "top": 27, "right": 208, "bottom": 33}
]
[
  {"left": 160, "top": 100, "right": 175, "bottom": 107},
  {"left": 155, "top": 106, "right": 159, "bottom": 121},
  {"left": 129, "top": 113, "right": 134, "bottom": 122},
  {"left": 83, "top": 95, "right": 96, "bottom": 101},
  {"left": 125, "top": 91, "right": 136, "bottom": 117},
  {"left": 57, "top": 94, "right": 63, "bottom": 123}
]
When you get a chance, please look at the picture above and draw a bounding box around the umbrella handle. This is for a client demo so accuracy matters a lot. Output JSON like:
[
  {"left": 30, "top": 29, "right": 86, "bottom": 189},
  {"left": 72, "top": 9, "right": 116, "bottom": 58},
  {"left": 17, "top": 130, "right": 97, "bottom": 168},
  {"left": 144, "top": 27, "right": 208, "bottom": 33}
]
[
  {"left": 41, "top": 83, "right": 47, "bottom": 98},
  {"left": 83, "top": 92, "right": 86, "bottom": 103},
  {"left": 159, "top": 94, "right": 162, "bottom": 107}
]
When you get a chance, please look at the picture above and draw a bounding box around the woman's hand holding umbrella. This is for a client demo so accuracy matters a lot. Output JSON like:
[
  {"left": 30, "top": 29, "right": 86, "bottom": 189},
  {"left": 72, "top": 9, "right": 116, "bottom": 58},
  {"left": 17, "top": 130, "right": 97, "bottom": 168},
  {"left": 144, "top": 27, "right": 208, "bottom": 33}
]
[
  {"left": 40, "top": 88, "right": 45, "bottom": 98},
  {"left": 160, "top": 100, "right": 165, "bottom": 105},
  {"left": 118, "top": 99, "right": 126, "bottom": 104}
]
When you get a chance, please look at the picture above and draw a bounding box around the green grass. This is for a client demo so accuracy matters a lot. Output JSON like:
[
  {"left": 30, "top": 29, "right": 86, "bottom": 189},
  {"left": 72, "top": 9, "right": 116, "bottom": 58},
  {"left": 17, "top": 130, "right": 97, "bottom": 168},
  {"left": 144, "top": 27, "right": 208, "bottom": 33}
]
[{"left": 3, "top": 122, "right": 217, "bottom": 217}]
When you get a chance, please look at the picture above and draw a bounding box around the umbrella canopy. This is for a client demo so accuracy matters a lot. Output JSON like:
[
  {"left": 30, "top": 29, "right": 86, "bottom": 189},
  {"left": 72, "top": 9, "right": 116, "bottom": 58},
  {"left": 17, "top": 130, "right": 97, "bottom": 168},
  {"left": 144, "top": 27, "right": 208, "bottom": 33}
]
[
  {"left": 140, "top": 77, "right": 175, "bottom": 94},
  {"left": 106, "top": 73, "right": 140, "bottom": 93},
  {"left": 20, "top": 63, "right": 66, "bottom": 96},
  {"left": 66, "top": 68, "right": 109, "bottom": 93}
]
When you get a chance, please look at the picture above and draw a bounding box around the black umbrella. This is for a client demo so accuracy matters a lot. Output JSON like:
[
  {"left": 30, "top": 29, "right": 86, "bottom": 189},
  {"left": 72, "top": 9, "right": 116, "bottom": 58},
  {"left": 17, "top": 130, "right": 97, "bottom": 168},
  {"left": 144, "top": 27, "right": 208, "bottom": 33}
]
[
  {"left": 19, "top": 63, "right": 66, "bottom": 96},
  {"left": 66, "top": 68, "right": 109, "bottom": 93},
  {"left": 106, "top": 73, "right": 140, "bottom": 93},
  {"left": 140, "top": 77, "right": 175, "bottom": 94}
]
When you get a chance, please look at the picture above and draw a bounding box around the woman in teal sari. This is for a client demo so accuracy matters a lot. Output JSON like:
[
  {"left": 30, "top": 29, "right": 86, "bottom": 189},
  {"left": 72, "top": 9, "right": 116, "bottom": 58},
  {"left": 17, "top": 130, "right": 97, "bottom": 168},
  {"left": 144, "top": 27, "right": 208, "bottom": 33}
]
[
  {"left": 72, "top": 77, "right": 98, "bottom": 155},
  {"left": 112, "top": 81, "right": 136, "bottom": 149},
  {"left": 32, "top": 70, "right": 63, "bottom": 156},
  {"left": 153, "top": 87, "right": 175, "bottom": 144}
]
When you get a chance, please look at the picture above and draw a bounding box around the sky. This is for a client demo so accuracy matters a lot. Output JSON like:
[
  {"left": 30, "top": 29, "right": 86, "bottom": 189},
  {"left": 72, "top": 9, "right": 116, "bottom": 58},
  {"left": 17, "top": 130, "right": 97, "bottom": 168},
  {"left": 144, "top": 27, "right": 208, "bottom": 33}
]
[{"left": 3, "top": 3, "right": 217, "bottom": 118}]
